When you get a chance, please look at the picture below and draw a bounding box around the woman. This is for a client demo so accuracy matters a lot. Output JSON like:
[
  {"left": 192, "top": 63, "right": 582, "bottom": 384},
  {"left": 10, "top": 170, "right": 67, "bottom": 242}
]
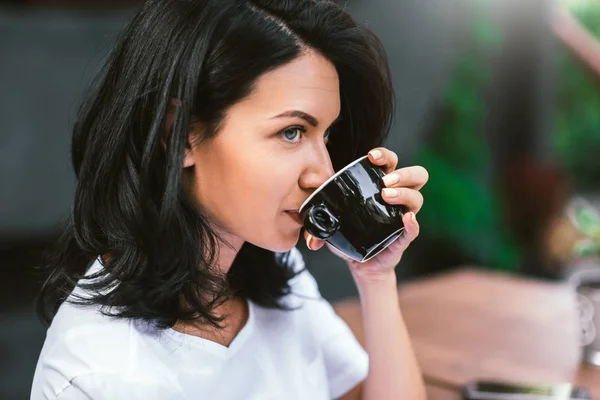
[{"left": 32, "top": 0, "right": 428, "bottom": 399}]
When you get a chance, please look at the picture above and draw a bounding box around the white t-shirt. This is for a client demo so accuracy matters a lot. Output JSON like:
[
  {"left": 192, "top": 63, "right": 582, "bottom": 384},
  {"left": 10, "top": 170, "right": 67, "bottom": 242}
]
[{"left": 31, "top": 247, "right": 368, "bottom": 400}]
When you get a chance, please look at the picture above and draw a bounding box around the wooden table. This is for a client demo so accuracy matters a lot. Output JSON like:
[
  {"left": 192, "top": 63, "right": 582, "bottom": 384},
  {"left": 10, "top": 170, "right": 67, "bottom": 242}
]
[{"left": 334, "top": 269, "right": 600, "bottom": 399}]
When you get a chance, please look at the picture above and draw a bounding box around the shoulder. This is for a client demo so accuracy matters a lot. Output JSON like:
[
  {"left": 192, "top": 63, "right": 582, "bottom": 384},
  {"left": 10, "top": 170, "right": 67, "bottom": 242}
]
[
  {"left": 38, "top": 301, "right": 135, "bottom": 375},
  {"left": 31, "top": 302, "right": 120, "bottom": 398},
  {"left": 34, "top": 371, "right": 181, "bottom": 400},
  {"left": 33, "top": 300, "right": 183, "bottom": 399},
  {"left": 33, "top": 262, "right": 176, "bottom": 398},
  {"left": 42, "top": 260, "right": 134, "bottom": 372}
]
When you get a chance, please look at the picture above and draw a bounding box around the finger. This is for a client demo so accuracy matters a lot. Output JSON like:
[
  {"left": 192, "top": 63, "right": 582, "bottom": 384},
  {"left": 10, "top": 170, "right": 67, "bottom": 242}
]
[
  {"left": 388, "top": 211, "right": 420, "bottom": 253},
  {"left": 368, "top": 148, "right": 398, "bottom": 175},
  {"left": 304, "top": 231, "right": 326, "bottom": 251},
  {"left": 325, "top": 242, "right": 354, "bottom": 263},
  {"left": 403, "top": 211, "right": 420, "bottom": 241},
  {"left": 381, "top": 187, "right": 424, "bottom": 214},
  {"left": 382, "top": 166, "right": 429, "bottom": 190}
]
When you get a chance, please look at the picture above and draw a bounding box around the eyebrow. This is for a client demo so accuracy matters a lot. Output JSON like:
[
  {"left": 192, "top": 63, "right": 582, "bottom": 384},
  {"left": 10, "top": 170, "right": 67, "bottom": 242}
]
[
  {"left": 271, "top": 110, "right": 341, "bottom": 128},
  {"left": 272, "top": 110, "right": 319, "bottom": 127}
]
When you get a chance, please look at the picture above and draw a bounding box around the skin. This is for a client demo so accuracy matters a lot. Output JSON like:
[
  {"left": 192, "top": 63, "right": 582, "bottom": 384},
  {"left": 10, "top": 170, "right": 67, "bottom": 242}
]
[
  {"left": 552, "top": 4, "right": 600, "bottom": 79},
  {"left": 183, "top": 50, "right": 339, "bottom": 263},
  {"left": 176, "top": 50, "right": 429, "bottom": 400}
]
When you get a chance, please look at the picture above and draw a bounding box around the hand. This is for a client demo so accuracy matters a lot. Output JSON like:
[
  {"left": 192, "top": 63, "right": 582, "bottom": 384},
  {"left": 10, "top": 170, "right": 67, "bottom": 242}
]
[{"left": 304, "top": 147, "right": 428, "bottom": 282}]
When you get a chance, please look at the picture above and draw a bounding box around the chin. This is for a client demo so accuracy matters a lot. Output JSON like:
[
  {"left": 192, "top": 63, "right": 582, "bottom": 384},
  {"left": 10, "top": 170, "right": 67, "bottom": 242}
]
[
  {"left": 266, "top": 239, "right": 300, "bottom": 254},
  {"left": 252, "top": 230, "right": 303, "bottom": 254}
]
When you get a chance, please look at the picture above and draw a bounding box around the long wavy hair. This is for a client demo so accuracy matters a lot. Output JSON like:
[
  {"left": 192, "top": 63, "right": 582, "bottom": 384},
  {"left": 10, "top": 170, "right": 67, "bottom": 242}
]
[{"left": 36, "top": 0, "right": 394, "bottom": 330}]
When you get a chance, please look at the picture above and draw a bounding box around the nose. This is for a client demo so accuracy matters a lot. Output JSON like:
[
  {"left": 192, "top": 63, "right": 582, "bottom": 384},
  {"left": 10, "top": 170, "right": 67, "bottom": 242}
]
[{"left": 299, "top": 144, "right": 335, "bottom": 192}]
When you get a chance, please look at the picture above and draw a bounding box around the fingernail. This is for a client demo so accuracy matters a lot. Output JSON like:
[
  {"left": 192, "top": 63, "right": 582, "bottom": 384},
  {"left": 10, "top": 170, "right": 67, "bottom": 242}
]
[
  {"left": 382, "top": 173, "right": 399, "bottom": 187},
  {"left": 369, "top": 150, "right": 382, "bottom": 160},
  {"left": 306, "top": 236, "right": 314, "bottom": 250},
  {"left": 409, "top": 212, "right": 416, "bottom": 222},
  {"left": 382, "top": 188, "right": 397, "bottom": 198}
]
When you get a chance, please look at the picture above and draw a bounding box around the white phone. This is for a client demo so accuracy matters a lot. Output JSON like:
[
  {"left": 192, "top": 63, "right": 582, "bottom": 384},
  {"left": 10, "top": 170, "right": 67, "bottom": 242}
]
[{"left": 462, "top": 380, "right": 593, "bottom": 400}]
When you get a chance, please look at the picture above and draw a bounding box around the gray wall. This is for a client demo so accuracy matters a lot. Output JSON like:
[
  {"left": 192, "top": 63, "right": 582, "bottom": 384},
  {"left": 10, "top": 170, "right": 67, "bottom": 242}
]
[
  {"left": 0, "top": 9, "right": 133, "bottom": 241},
  {"left": 343, "top": 0, "right": 466, "bottom": 161}
]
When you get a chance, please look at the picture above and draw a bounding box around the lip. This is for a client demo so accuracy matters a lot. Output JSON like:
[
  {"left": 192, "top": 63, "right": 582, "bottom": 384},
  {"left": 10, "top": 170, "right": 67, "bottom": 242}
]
[{"left": 284, "top": 210, "right": 304, "bottom": 226}]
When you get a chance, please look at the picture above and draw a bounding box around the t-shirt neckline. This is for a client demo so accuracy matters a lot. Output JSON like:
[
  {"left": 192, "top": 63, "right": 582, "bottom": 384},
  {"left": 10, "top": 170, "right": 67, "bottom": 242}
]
[
  {"left": 165, "top": 298, "right": 255, "bottom": 359},
  {"left": 87, "top": 257, "right": 256, "bottom": 359}
]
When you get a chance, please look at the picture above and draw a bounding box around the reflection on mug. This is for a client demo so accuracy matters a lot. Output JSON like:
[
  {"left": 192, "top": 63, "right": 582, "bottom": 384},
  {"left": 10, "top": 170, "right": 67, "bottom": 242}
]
[{"left": 300, "top": 155, "right": 405, "bottom": 262}]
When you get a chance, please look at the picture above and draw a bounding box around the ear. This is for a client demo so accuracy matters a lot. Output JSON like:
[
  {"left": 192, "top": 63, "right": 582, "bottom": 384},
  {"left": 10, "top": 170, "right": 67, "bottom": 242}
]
[
  {"left": 183, "top": 147, "right": 195, "bottom": 168},
  {"left": 163, "top": 98, "right": 197, "bottom": 168},
  {"left": 183, "top": 121, "right": 207, "bottom": 169}
]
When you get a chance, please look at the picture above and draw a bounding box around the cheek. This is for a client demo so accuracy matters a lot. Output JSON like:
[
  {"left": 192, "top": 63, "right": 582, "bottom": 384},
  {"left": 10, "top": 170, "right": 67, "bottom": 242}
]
[
  {"left": 240, "top": 154, "right": 298, "bottom": 204},
  {"left": 194, "top": 128, "right": 302, "bottom": 230}
]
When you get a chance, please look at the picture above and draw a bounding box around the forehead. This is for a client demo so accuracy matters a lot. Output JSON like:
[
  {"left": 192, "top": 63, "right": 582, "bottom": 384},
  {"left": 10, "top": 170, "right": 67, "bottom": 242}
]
[{"left": 236, "top": 51, "right": 341, "bottom": 120}]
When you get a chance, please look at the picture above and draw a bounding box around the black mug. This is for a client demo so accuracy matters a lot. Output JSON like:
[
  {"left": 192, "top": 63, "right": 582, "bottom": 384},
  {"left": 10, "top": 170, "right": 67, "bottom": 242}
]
[{"left": 299, "top": 155, "right": 406, "bottom": 262}]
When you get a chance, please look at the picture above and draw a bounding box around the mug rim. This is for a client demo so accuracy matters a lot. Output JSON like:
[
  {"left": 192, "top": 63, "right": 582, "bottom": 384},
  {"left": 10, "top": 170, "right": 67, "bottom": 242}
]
[
  {"left": 325, "top": 226, "right": 404, "bottom": 263},
  {"left": 361, "top": 227, "right": 404, "bottom": 262},
  {"left": 299, "top": 155, "right": 369, "bottom": 213},
  {"left": 569, "top": 268, "right": 600, "bottom": 288}
]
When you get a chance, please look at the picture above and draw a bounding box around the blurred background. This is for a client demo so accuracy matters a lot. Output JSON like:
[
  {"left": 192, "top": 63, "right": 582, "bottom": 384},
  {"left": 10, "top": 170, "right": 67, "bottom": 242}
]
[{"left": 1, "top": 0, "right": 600, "bottom": 398}]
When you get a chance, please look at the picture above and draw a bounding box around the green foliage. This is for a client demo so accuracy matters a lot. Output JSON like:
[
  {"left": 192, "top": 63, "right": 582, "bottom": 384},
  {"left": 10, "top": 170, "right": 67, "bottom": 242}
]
[
  {"left": 414, "top": 0, "right": 521, "bottom": 272},
  {"left": 567, "top": 197, "right": 600, "bottom": 258},
  {"left": 553, "top": 0, "right": 600, "bottom": 190},
  {"left": 415, "top": 148, "right": 521, "bottom": 271}
]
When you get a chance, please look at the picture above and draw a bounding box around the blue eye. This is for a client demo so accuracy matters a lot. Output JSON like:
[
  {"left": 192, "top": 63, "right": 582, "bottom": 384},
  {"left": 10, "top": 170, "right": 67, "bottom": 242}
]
[
  {"left": 280, "top": 127, "right": 304, "bottom": 144},
  {"left": 324, "top": 128, "right": 331, "bottom": 142}
]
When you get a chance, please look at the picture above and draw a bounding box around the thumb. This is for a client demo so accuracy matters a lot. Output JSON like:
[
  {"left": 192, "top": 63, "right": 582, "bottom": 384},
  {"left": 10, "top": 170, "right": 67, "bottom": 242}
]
[{"left": 304, "top": 231, "right": 326, "bottom": 251}]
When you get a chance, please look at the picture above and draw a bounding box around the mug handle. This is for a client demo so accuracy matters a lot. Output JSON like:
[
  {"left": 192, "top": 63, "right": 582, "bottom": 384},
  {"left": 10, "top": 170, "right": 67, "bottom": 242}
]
[
  {"left": 577, "top": 294, "right": 597, "bottom": 347},
  {"left": 304, "top": 204, "right": 340, "bottom": 240}
]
